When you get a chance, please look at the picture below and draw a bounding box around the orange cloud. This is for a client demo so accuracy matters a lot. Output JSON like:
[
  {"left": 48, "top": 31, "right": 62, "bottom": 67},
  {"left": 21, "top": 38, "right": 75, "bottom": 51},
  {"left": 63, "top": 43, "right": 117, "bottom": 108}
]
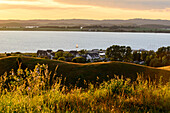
[
  {"left": 54, "top": 0, "right": 170, "bottom": 10},
  {"left": 0, "top": 0, "right": 170, "bottom": 20},
  {"left": 5, "top": 0, "right": 38, "bottom": 1},
  {"left": 0, "top": 3, "right": 88, "bottom": 10}
]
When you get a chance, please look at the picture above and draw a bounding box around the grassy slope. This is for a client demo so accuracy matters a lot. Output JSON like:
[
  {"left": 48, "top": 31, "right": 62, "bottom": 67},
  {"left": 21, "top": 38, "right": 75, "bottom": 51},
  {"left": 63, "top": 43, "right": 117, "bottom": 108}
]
[
  {"left": 158, "top": 66, "right": 170, "bottom": 71},
  {"left": 0, "top": 56, "right": 169, "bottom": 86}
]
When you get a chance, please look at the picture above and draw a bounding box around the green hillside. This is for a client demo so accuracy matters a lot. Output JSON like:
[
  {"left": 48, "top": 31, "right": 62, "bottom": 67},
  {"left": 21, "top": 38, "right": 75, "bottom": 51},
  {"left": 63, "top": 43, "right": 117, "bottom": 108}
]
[{"left": 0, "top": 56, "right": 169, "bottom": 87}]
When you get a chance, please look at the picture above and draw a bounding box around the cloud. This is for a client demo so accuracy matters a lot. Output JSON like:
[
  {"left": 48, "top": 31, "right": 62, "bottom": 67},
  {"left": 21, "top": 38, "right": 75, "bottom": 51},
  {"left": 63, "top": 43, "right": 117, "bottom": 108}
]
[
  {"left": 5, "top": 0, "right": 38, "bottom": 1},
  {"left": 54, "top": 0, "right": 170, "bottom": 10},
  {"left": 0, "top": 4, "right": 88, "bottom": 10},
  {"left": 0, "top": 4, "right": 50, "bottom": 10}
]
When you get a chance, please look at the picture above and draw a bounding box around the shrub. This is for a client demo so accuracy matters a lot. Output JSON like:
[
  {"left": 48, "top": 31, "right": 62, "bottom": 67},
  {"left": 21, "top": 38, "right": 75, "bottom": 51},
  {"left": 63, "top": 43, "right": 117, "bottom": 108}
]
[
  {"left": 0, "top": 64, "right": 169, "bottom": 112},
  {"left": 149, "top": 58, "right": 162, "bottom": 67},
  {"left": 6, "top": 53, "right": 11, "bottom": 56},
  {"left": 72, "top": 57, "right": 86, "bottom": 63},
  {"left": 44, "top": 56, "right": 48, "bottom": 59},
  {"left": 58, "top": 57, "right": 66, "bottom": 61},
  {"left": 14, "top": 52, "right": 22, "bottom": 54}
]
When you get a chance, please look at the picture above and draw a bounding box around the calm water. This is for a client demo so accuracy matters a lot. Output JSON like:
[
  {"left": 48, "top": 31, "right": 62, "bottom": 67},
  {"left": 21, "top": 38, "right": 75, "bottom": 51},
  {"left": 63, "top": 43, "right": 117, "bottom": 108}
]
[{"left": 0, "top": 31, "right": 169, "bottom": 53}]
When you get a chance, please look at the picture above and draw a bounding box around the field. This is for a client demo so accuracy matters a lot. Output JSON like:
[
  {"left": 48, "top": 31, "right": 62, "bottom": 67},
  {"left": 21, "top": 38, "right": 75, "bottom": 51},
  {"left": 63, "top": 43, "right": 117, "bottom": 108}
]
[
  {"left": 158, "top": 66, "right": 170, "bottom": 71},
  {"left": 0, "top": 58, "right": 169, "bottom": 112},
  {"left": 0, "top": 56, "right": 169, "bottom": 87}
]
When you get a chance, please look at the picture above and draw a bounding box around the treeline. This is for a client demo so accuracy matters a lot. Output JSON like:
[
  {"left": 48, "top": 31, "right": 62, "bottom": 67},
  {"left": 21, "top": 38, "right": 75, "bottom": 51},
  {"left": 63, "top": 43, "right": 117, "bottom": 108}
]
[{"left": 106, "top": 45, "right": 170, "bottom": 67}]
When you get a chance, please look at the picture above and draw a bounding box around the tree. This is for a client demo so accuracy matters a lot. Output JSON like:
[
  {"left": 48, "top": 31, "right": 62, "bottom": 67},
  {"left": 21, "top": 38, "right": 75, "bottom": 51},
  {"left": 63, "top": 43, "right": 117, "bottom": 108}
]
[
  {"left": 79, "top": 49, "right": 87, "bottom": 55},
  {"left": 124, "top": 46, "right": 132, "bottom": 61},
  {"left": 132, "top": 51, "right": 141, "bottom": 61},
  {"left": 162, "top": 56, "right": 170, "bottom": 66},
  {"left": 106, "top": 45, "right": 132, "bottom": 61},
  {"left": 145, "top": 56, "right": 151, "bottom": 66},
  {"left": 141, "top": 51, "right": 148, "bottom": 61},
  {"left": 58, "top": 57, "right": 66, "bottom": 61},
  {"left": 149, "top": 58, "right": 162, "bottom": 67},
  {"left": 156, "top": 47, "right": 169, "bottom": 62},
  {"left": 72, "top": 57, "right": 86, "bottom": 63},
  {"left": 55, "top": 51, "right": 64, "bottom": 59},
  {"left": 64, "top": 52, "right": 74, "bottom": 58}
]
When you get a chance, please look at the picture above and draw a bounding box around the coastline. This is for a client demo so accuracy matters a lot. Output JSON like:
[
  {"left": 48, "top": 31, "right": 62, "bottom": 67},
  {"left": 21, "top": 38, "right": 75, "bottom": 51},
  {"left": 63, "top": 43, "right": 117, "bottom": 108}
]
[{"left": 0, "top": 28, "right": 170, "bottom": 33}]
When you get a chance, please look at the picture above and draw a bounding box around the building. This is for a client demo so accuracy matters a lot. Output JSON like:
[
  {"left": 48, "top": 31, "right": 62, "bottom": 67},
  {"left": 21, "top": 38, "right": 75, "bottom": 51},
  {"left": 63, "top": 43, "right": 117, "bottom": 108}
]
[
  {"left": 69, "top": 50, "right": 80, "bottom": 57},
  {"left": 86, "top": 53, "right": 100, "bottom": 62},
  {"left": 25, "top": 26, "right": 39, "bottom": 28},
  {"left": 37, "top": 50, "right": 55, "bottom": 59}
]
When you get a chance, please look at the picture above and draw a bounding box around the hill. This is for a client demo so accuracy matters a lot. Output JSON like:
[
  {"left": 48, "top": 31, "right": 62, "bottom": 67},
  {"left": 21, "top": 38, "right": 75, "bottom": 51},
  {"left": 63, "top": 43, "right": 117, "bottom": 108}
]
[
  {"left": 0, "top": 19, "right": 170, "bottom": 27},
  {"left": 0, "top": 56, "right": 169, "bottom": 86},
  {"left": 0, "top": 57, "right": 169, "bottom": 112},
  {"left": 158, "top": 66, "right": 170, "bottom": 71}
]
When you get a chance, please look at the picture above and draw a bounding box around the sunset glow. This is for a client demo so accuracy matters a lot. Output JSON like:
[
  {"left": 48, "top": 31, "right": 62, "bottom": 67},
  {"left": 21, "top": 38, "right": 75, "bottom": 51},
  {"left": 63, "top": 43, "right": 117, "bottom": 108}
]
[{"left": 0, "top": 0, "right": 170, "bottom": 20}]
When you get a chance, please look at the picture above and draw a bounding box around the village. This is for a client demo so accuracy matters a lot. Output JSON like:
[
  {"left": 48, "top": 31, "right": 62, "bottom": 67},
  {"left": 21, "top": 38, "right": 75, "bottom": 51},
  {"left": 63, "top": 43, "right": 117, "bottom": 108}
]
[
  {"left": 37, "top": 49, "right": 108, "bottom": 63},
  {"left": 36, "top": 47, "right": 150, "bottom": 65}
]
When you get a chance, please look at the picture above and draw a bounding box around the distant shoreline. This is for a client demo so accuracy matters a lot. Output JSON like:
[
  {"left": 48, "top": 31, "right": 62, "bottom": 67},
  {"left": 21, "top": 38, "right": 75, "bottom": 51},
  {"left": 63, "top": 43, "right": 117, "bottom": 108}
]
[{"left": 0, "top": 28, "right": 170, "bottom": 33}]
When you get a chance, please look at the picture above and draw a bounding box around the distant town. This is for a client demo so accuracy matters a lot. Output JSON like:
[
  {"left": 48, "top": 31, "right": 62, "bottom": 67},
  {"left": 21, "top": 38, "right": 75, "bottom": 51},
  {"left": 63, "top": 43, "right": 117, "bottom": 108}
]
[
  {"left": 36, "top": 48, "right": 150, "bottom": 65},
  {"left": 2, "top": 45, "right": 169, "bottom": 67},
  {"left": 35, "top": 45, "right": 169, "bottom": 68}
]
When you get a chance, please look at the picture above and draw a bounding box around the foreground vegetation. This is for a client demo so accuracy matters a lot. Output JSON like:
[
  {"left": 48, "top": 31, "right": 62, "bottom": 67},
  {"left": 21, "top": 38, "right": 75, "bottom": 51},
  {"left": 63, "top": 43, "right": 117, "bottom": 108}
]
[
  {"left": 0, "top": 57, "right": 170, "bottom": 86},
  {"left": 0, "top": 64, "right": 169, "bottom": 112}
]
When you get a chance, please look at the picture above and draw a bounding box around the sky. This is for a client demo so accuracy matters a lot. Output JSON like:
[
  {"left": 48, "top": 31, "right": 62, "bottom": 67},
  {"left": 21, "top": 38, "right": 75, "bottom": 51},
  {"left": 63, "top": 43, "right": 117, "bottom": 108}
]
[{"left": 0, "top": 0, "right": 170, "bottom": 20}]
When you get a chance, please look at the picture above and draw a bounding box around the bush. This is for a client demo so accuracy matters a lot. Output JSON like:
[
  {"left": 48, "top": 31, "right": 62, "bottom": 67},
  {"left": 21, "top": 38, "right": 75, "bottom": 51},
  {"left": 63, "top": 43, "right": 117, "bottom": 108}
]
[
  {"left": 53, "top": 56, "right": 58, "bottom": 60},
  {"left": 44, "top": 56, "right": 48, "bottom": 59},
  {"left": 149, "top": 58, "right": 162, "bottom": 67},
  {"left": 58, "top": 57, "right": 66, "bottom": 61},
  {"left": 14, "top": 52, "right": 22, "bottom": 54},
  {"left": 6, "top": 53, "right": 11, "bottom": 56},
  {"left": 72, "top": 57, "right": 86, "bottom": 63},
  {"left": 32, "top": 55, "right": 37, "bottom": 57},
  {"left": 162, "top": 58, "right": 170, "bottom": 66},
  {"left": 0, "top": 65, "right": 169, "bottom": 112}
]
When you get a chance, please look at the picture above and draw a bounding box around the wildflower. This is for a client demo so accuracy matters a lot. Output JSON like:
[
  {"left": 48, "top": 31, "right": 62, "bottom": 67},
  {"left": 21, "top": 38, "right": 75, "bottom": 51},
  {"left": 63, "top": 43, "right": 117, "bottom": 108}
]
[{"left": 28, "top": 87, "right": 31, "bottom": 91}]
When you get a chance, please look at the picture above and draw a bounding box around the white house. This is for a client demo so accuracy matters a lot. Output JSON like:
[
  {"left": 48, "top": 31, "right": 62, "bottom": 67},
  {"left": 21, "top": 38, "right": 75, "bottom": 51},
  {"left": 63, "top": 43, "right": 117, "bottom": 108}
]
[
  {"left": 25, "top": 26, "right": 39, "bottom": 28},
  {"left": 86, "top": 53, "right": 100, "bottom": 62}
]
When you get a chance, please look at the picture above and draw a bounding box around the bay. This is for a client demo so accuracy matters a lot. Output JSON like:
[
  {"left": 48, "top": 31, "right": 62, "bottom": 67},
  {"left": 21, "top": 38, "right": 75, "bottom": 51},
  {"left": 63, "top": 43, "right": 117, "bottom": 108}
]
[{"left": 0, "top": 31, "right": 169, "bottom": 53}]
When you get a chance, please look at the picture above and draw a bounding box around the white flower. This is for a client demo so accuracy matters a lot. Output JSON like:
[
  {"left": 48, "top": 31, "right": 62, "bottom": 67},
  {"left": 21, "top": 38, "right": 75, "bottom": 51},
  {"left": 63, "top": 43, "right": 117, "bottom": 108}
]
[{"left": 28, "top": 87, "right": 31, "bottom": 90}]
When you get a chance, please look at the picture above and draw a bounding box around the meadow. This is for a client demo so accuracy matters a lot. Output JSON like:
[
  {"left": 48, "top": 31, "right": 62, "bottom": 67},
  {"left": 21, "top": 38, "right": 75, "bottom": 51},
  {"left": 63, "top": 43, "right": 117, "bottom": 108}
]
[
  {"left": 0, "top": 56, "right": 170, "bottom": 86},
  {"left": 0, "top": 62, "right": 169, "bottom": 112}
]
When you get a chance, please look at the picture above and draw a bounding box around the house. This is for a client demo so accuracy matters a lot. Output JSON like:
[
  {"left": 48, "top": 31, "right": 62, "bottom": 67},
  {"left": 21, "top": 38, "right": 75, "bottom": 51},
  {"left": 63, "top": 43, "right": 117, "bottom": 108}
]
[
  {"left": 6, "top": 26, "right": 20, "bottom": 28},
  {"left": 139, "top": 61, "right": 145, "bottom": 65},
  {"left": 99, "top": 52, "right": 105, "bottom": 57},
  {"left": 92, "top": 49, "right": 100, "bottom": 53},
  {"left": 69, "top": 50, "right": 81, "bottom": 57},
  {"left": 37, "top": 50, "right": 55, "bottom": 59},
  {"left": 37, "top": 50, "right": 47, "bottom": 57},
  {"left": 25, "top": 26, "right": 39, "bottom": 28},
  {"left": 99, "top": 52, "right": 106, "bottom": 60},
  {"left": 132, "top": 49, "right": 147, "bottom": 53},
  {"left": 87, "top": 50, "right": 98, "bottom": 54},
  {"left": 86, "top": 53, "right": 100, "bottom": 62}
]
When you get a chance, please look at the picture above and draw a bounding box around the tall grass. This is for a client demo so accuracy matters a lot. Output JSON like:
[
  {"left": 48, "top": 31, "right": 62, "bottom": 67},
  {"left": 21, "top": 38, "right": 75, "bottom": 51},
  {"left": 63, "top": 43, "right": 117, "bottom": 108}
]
[{"left": 0, "top": 64, "right": 169, "bottom": 112}]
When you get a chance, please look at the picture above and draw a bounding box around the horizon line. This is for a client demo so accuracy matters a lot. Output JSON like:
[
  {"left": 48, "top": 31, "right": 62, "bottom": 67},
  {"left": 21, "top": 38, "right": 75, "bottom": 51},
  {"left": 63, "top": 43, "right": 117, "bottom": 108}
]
[{"left": 0, "top": 18, "right": 170, "bottom": 21}]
